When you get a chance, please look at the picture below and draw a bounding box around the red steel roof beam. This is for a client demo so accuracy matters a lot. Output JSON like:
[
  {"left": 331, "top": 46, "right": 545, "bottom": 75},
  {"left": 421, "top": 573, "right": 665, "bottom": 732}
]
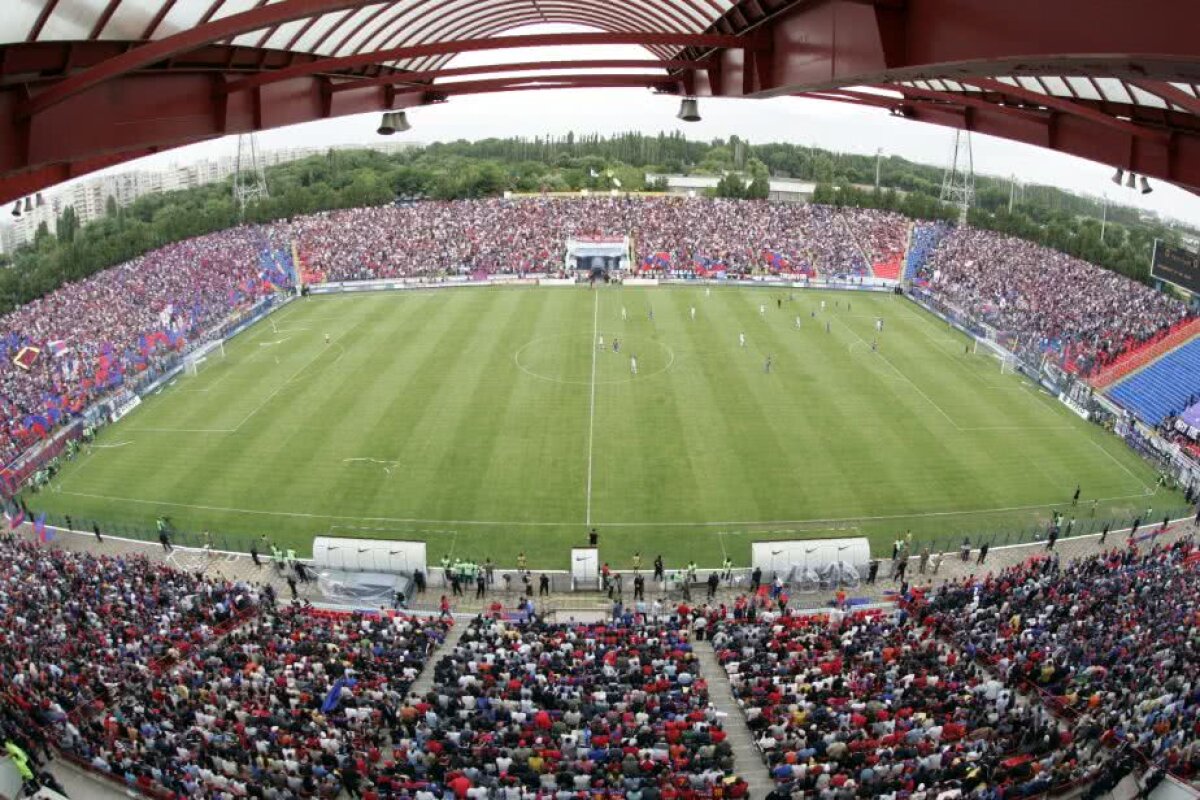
[
  {"left": 219, "top": 33, "right": 745, "bottom": 95},
  {"left": 391, "top": 4, "right": 680, "bottom": 73},
  {"left": 959, "top": 76, "right": 1170, "bottom": 143},
  {"left": 1128, "top": 80, "right": 1200, "bottom": 117},
  {"left": 21, "top": 0, "right": 393, "bottom": 116},
  {"left": 330, "top": 59, "right": 702, "bottom": 93},
  {"left": 358, "top": 0, "right": 695, "bottom": 66}
]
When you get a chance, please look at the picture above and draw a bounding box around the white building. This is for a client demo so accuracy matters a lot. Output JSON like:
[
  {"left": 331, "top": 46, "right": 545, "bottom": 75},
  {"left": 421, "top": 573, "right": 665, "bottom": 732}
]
[
  {"left": 645, "top": 173, "right": 816, "bottom": 203},
  {"left": 2, "top": 140, "right": 420, "bottom": 252},
  {"left": 8, "top": 193, "right": 62, "bottom": 248},
  {"left": 0, "top": 223, "right": 15, "bottom": 256}
]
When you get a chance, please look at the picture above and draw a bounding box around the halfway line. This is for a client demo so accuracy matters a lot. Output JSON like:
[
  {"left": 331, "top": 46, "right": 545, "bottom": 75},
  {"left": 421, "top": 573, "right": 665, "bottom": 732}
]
[{"left": 585, "top": 290, "right": 599, "bottom": 526}]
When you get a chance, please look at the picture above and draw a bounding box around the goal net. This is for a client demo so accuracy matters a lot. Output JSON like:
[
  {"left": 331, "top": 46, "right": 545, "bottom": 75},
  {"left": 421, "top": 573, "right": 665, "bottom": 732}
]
[
  {"left": 973, "top": 338, "right": 1018, "bottom": 374},
  {"left": 183, "top": 340, "right": 225, "bottom": 376}
]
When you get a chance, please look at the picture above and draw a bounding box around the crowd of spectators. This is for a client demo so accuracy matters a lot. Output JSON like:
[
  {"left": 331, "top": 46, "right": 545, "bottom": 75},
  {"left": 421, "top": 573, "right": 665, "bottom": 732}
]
[
  {"left": 0, "top": 536, "right": 260, "bottom": 793},
  {"left": 0, "top": 226, "right": 279, "bottom": 462},
  {"left": 60, "top": 604, "right": 449, "bottom": 798},
  {"left": 916, "top": 228, "right": 1190, "bottom": 374},
  {"left": 918, "top": 537, "right": 1200, "bottom": 784},
  {"left": 418, "top": 615, "right": 748, "bottom": 800},
  {"left": 2, "top": 526, "right": 1198, "bottom": 799},
  {"left": 713, "top": 608, "right": 1094, "bottom": 799},
  {"left": 284, "top": 199, "right": 908, "bottom": 281}
]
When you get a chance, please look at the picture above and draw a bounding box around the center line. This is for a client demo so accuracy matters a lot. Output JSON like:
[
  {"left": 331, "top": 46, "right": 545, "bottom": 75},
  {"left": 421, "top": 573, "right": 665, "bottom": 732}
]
[{"left": 585, "top": 289, "right": 599, "bottom": 526}]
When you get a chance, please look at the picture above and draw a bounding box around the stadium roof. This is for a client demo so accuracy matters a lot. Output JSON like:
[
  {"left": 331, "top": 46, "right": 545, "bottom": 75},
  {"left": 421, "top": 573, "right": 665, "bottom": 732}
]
[{"left": 2, "top": 0, "right": 1199, "bottom": 204}]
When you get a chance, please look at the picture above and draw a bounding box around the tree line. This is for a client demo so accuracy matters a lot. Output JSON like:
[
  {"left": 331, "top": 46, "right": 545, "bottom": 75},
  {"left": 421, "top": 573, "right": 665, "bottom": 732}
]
[{"left": 0, "top": 132, "right": 1188, "bottom": 315}]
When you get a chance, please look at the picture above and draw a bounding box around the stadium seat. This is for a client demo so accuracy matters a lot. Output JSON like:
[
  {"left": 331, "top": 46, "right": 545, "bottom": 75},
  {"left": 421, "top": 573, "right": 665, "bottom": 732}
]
[
  {"left": 904, "top": 223, "right": 948, "bottom": 282},
  {"left": 1108, "top": 337, "right": 1200, "bottom": 424}
]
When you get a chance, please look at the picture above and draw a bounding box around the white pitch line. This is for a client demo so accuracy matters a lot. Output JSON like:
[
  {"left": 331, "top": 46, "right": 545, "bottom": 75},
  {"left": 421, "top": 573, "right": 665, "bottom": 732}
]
[
  {"left": 52, "top": 487, "right": 1157, "bottom": 528},
  {"left": 585, "top": 289, "right": 600, "bottom": 527},
  {"left": 124, "top": 426, "right": 235, "bottom": 433},
  {"left": 232, "top": 341, "right": 345, "bottom": 432},
  {"left": 343, "top": 457, "right": 398, "bottom": 475},
  {"left": 1089, "top": 440, "right": 1153, "bottom": 492},
  {"left": 834, "top": 317, "right": 960, "bottom": 428}
]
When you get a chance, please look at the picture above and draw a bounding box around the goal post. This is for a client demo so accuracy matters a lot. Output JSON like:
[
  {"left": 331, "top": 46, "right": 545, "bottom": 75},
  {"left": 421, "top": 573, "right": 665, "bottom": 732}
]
[
  {"left": 972, "top": 337, "right": 1018, "bottom": 374},
  {"left": 183, "top": 340, "right": 225, "bottom": 376}
]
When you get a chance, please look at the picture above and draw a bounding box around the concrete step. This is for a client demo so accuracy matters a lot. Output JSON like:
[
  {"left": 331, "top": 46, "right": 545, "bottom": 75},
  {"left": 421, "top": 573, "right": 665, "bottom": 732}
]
[
  {"left": 409, "top": 618, "right": 467, "bottom": 698},
  {"left": 694, "top": 640, "right": 775, "bottom": 799}
]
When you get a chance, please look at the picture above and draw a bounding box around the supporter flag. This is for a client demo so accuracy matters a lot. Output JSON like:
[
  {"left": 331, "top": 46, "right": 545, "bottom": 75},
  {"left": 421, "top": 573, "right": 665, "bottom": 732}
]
[
  {"left": 693, "top": 256, "right": 726, "bottom": 278},
  {"left": 321, "top": 676, "right": 357, "bottom": 713},
  {"left": 34, "top": 513, "right": 50, "bottom": 543},
  {"left": 640, "top": 251, "right": 671, "bottom": 271},
  {"left": 12, "top": 345, "right": 40, "bottom": 371},
  {"left": 46, "top": 340, "right": 71, "bottom": 358},
  {"left": 23, "top": 414, "right": 49, "bottom": 437},
  {"left": 762, "top": 250, "right": 791, "bottom": 274},
  {"left": 5, "top": 507, "right": 25, "bottom": 530}
]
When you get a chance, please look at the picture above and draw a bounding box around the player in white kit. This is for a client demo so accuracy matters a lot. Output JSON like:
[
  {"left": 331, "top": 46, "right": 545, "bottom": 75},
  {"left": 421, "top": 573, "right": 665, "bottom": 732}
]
[
  {"left": 739, "top": 332, "right": 746, "bottom": 348},
  {"left": 795, "top": 316, "right": 802, "bottom": 329},
  {"left": 598, "top": 335, "right": 604, "bottom": 350},
  {"left": 690, "top": 307, "right": 696, "bottom": 321},
  {"left": 621, "top": 306, "right": 628, "bottom": 321},
  {"left": 759, "top": 304, "right": 766, "bottom": 316},
  {"left": 630, "top": 355, "right": 638, "bottom": 375}
]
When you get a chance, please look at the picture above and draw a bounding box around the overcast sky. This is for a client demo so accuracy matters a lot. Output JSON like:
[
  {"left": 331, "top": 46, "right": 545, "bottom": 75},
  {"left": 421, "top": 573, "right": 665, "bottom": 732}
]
[{"left": 29, "top": 27, "right": 1200, "bottom": 227}]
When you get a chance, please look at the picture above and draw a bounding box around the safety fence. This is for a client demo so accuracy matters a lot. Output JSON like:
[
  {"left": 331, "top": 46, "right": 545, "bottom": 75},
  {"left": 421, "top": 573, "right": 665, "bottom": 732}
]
[{"left": 24, "top": 504, "right": 1193, "bottom": 583}]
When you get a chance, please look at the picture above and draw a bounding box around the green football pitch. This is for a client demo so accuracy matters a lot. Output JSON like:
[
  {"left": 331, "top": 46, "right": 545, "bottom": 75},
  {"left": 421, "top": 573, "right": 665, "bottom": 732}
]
[{"left": 31, "top": 286, "right": 1176, "bottom": 569}]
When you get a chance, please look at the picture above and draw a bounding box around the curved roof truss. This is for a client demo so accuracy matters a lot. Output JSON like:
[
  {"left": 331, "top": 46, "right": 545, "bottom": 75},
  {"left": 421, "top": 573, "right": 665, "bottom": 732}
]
[{"left": 2, "top": 0, "right": 1200, "bottom": 204}]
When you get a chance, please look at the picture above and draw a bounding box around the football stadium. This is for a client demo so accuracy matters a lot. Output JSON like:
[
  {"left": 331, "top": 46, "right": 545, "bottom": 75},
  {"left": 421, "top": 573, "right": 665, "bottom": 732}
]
[{"left": 0, "top": 2, "right": 1199, "bottom": 799}]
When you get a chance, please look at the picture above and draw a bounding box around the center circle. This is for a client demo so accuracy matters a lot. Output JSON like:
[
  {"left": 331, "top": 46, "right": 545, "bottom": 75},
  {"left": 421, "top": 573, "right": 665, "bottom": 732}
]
[{"left": 514, "top": 333, "right": 675, "bottom": 385}]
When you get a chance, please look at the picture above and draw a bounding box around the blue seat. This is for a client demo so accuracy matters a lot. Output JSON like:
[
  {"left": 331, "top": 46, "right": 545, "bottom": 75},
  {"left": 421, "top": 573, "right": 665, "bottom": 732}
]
[
  {"left": 1109, "top": 338, "right": 1200, "bottom": 424},
  {"left": 905, "top": 223, "right": 948, "bottom": 281}
]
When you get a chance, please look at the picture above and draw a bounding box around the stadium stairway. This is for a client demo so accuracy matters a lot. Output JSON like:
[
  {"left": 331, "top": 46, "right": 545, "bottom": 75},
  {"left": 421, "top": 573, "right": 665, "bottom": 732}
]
[
  {"left": 695, "top": 642, "right": 775, "bottom": 799},
  {"left": 408, "top": 620, "right": 466, "bottom": 698},
  {"left": 903, "top": 222, "right": 949, "bottom": 282},
  {"left": 1108, "top": 336, "right": 1200, "bottom": 425}
]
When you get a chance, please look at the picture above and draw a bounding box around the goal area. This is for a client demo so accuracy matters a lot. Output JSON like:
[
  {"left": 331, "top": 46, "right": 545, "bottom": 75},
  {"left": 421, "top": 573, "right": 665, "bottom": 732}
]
[
  {"left": 973, "top": 337, "right": 1018, "bottom": 374},
  {"left": 183, "top": 340, "right": 225, "bottom": 376}
]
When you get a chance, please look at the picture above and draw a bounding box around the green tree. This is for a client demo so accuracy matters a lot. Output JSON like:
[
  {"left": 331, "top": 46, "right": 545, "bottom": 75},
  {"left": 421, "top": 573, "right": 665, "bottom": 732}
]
[
  {"left": 746, "top": 158, "right": 770, "bottom": 200},
  {"left": 714, "top": 172, "right": 747, "bottom": 199},
  {"left": 56, "top": 205, "right": 79, "bottom": 244}
]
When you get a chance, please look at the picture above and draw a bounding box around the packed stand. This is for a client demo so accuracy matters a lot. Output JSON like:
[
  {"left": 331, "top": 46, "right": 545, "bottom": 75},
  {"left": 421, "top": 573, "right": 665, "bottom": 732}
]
[
  {"left": 405, "top": 614, "right": 749, "bottom": 800},
  {"left": 713, "top": 607, "right": 1094, "bottom": 798},
  {"left": 916, "top": 228, "right": 1190, "bottom": 374},
  {"left": 918, "top": 537, "right": 1200, "bottom": 784},
  {"left": 841, "top": 208, "right": 909, "bottom": 278},
  {"left": 0, "top": 226, "right": 282, "bottom": 463},
  {"left": 905, "top": 223, "right": 950, "bottom": 282},
  {"left": 284, "top": 199, "right": 909, "bottom": 281},
  {"left": 58, "top": 604, "right": 449, "bottom": 798},
  {"left": 0, "top": 536, "right": 260, "bottom": 792}
]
